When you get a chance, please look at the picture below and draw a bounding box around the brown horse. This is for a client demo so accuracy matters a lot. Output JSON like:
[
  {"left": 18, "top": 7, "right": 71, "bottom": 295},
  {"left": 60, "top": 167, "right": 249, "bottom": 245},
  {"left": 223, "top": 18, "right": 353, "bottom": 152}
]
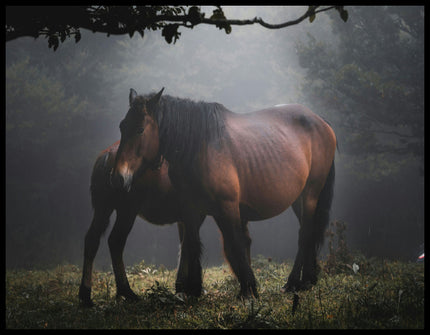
[
  {"left": 112, "top": 88, "right": 336, "bottom": 298},
  {"left": 78, "top": 141, "right": 186, "bottom": 307}
]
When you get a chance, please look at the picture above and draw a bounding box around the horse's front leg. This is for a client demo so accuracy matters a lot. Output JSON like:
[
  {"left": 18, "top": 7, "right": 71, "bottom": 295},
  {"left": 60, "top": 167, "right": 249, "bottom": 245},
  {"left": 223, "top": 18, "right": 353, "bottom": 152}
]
[
  {"left": 108, "top": 207, "right": 138, "bottom": 301},
  {"left": 79, "top": 207, "right": 113, "bottom": 307},
  {"left": 175, "top": 215, "right": 205, "bottom": 297}
]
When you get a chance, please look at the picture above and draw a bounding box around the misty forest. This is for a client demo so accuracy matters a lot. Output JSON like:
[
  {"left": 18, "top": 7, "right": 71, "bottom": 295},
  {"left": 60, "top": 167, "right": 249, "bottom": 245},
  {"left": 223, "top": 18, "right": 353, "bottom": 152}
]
[{"left": 5, "top": 6, "right": 424, "bottom": 329}]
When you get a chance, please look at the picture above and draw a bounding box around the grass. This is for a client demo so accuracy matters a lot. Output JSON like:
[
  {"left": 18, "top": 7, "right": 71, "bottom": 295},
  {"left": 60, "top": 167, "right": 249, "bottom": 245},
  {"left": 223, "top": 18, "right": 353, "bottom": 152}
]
[{"left": 5, "top": 255, "right": 424, "bottom": 329}]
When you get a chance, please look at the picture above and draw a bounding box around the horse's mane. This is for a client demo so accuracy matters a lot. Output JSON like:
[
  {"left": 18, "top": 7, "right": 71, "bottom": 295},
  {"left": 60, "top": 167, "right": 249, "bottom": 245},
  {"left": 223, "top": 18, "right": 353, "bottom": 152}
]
[{"left": 145, "top": 93, "right": 229, "bottom": 168}]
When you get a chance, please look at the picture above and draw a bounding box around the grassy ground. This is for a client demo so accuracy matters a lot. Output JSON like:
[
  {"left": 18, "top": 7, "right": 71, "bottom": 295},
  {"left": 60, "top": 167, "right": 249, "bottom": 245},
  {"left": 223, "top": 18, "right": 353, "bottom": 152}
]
[{"left": 5, "top": 255, "right": 424, "bottom": 329}]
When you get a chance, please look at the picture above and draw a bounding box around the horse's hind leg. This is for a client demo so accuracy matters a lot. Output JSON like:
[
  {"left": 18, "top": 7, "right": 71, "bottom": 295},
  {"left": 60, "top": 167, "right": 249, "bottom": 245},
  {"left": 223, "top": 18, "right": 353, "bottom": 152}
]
[
  {"left": 79, "top": 206, "right": 113, "bottom": 306},
  {"left": 283, "top": 194, "right": 319, "bottom": 292},
  {"left": 108, "top": 205, "right": 138, "bottom": 301},
  {"left": 242, "top": 220, "right": 252, "bottom": 266},
  {"left": 286, "top": 162, "right": 335, "bottom": 291},
  {"left": 215, "top": 204, "right": 257, "bottom": 298}
]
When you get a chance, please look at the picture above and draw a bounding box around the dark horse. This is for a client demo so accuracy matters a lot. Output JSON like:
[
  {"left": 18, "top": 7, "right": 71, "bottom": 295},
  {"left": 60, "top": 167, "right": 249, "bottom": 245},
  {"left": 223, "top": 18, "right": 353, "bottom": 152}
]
[
  {"left": 112, "top": 88, "right": 336, "bottom": 298},
  {"left": 79, "top": 141, "right": 183, "bottom": 306}
]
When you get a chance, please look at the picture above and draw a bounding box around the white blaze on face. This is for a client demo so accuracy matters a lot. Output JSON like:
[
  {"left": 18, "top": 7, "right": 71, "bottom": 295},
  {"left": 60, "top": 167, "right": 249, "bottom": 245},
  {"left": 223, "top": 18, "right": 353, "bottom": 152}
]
[{"left": 274, "top": 104, "right": 288, "bottom": 107}]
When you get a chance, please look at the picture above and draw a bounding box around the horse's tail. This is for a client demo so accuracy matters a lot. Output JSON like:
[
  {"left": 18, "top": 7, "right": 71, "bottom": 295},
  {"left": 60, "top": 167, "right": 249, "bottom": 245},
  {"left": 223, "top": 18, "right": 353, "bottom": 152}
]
[{"left": 314, "top": 159, "right": 335, "bottom": 251}]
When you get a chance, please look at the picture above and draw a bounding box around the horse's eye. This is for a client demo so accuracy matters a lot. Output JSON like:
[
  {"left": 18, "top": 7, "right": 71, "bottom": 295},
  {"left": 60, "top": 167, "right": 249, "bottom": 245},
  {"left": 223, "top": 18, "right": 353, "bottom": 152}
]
[{"left": 137, "top": 127, "right": 144, "bottom": 134}]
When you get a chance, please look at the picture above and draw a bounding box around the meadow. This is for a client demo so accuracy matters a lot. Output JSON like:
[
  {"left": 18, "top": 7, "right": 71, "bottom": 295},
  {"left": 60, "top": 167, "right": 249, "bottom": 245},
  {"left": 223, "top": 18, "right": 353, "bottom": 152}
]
[{"left": 6, "top": 253, "right": 424, "bottom": 329}]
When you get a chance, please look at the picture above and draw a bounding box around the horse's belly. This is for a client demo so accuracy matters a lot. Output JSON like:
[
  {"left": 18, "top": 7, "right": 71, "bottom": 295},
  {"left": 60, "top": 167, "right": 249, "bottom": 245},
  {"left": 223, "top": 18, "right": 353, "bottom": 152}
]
[
  {"left": 136, "top": 194, "right": 180, "bottom": 225},
  {"left": 137, "top": 209, "right": 177, "bottom": 225},
  {"left": 256, "top": 200, "right": 292, "bottom": 220},
  {"left": 240, "top": 202, "right": 289, "bottom": 221},
  {"left": 239, "top": 168, "right": 307, "bottom": 221},
  {"left": 240, "top": 187, "right": 296, "bottom": 221}
]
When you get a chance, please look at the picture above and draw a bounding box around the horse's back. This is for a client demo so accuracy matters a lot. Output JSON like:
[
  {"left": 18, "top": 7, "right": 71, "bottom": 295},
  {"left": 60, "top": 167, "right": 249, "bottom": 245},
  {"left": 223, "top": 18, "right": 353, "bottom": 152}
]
[
  {"left": 249, "top": 104, "right": 333, "bottom": 136},
  {"left": 224, "top": 104, "right": 336, "bottom": 173}
]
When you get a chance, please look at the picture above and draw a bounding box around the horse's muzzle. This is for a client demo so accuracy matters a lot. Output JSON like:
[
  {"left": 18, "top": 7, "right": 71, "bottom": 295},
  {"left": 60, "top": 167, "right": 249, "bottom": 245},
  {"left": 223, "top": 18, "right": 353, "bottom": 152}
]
[{"left": 110, "top": 169, "right": 133, "bottom": 192}]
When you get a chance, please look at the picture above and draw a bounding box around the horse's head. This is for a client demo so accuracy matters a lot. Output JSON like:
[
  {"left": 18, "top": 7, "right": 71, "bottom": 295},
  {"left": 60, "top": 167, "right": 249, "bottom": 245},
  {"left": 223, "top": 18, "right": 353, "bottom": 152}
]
[{"left": 112, "top": 88, "right": 164, "bottom": 191}]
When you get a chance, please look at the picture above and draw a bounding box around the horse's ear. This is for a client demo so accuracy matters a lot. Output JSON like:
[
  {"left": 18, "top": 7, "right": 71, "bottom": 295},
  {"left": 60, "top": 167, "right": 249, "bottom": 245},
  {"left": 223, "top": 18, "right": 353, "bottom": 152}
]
[
  {"left": 153, "top": 87, "right": 164, "bottom": 104},
  {"left": 129, "top": 88, "right": 138, "bottom": 106},
  {"left": 147, "top": 87, "right": 164, "bottom": 114}
]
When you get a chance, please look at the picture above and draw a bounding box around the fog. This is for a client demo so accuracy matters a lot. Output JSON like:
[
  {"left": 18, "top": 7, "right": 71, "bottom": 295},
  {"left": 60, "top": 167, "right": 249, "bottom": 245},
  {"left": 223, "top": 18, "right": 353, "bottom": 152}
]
[{"left": 5, "top": 6, "right": 424, "bottom": 270}]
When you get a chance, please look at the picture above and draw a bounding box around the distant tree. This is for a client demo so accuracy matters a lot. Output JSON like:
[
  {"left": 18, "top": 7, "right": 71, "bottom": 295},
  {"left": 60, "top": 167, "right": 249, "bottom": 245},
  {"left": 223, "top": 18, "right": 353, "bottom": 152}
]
[
  {"left": 6, "top": 5, "right": 348, "bottom": 50},
  {"left": 294, "top": 6, "right": 424, "bottom": 260},
  {"left": 5, "top": 49, "right": 120, "bottom": 267},
  {"left": 296, "top": 6, "right": 424, "bottom": 179},
  {"left": 5, "top": 31, "right": 184, "bottom": 268}
]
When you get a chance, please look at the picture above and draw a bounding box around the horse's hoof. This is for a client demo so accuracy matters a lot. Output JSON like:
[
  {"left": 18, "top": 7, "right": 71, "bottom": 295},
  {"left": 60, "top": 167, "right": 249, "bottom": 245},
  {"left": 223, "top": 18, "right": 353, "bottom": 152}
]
[
  {"left": 175, "top": 292, "right": 187, "bottom": 302},
  {"left": 281, "top": 282, "right": 300, "bottom": 293},
  {"left": 237, "top": 288, "right": 258, "bottom": 300},
  {"left": 237, "top": 292, "right": 249, "bottom": 300},
  {"left": 302, "top": 273, "right": 318, "bottom": 286},
  {"left": 300, "top": 280, "right": 314, "bottom": 291},
  {"left": 282, "top": 279, "right": 314, "bottom": 293},
  {"left": 79, "top": 285, "right": 94, "bottom": 307},
  {"left": 117, "top": 289, "right": 140, "bottom": 302},
  {"left": 280, "top": 286, "right": 290, "bottom": 293},
  {"left": 128, "top": 295, "right": 140, "bottom": 302},
  {"left": 80, "top": 298, "right": 95, "bottom": 308},
  {"left": 184, "top": 287, "right": 203, "bottom": 298}
]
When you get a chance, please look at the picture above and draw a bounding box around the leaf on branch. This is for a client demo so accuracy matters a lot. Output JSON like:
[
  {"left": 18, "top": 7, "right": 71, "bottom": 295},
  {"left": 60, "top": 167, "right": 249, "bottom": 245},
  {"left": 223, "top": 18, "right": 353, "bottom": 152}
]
[
  {"left": 60, "top": 31, "right": 67, "bottom": 43},
  {"left": 161, "top": 24, "right": 181, "bottom": 44},
  {"left": 6, "top": 5, "right": 348, "bottom": 49},
  {"left": 47, "top": 35, "right": 59, "bottom": 51},
  {"left": 335, "top": 6, "right": 349, "bottom": 22},
  {"left": 187, "top": 6, "right": 204, "bottom": 25},
  {"left": 74, "top": 30, "right": 81, "bottom": 43},
  {"left": 210, "top": 7, "right": 232, "bottom": 34},
  {"left": 308, "top": 6, "right": 317, "bottom": 23},
  {"left": 340, "top": 9, "right": 349, "bottom": 22}
]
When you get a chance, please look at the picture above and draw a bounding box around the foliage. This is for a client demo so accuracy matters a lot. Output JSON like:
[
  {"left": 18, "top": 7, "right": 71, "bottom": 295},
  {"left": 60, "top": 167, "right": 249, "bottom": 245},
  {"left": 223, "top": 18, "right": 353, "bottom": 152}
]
[
  {"left": 294, "top": 7, "right": 424, "bottom": 262},
  {"left": 6, "top": 256, "right": 423, "bottom": 329},
  {"left": 6, "top": 6, "right": 348, "bottom": 50},
  {"left": 296, "top": 6, "right": 424, "bottom": 179},
  {"left": 5, "top": 37, "right": 120, "bottom": 268}
]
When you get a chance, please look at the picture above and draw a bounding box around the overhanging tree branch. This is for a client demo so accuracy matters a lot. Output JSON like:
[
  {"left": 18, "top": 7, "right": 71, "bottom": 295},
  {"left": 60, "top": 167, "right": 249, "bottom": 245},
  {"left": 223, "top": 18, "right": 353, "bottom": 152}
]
[{"left": 6, "top": 6, "right": 348, "bottom": 50}]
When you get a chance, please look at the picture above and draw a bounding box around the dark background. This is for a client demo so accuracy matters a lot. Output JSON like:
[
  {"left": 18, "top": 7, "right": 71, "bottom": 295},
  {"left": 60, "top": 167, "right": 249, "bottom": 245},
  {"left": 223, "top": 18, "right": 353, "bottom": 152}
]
[{"left": 5, "top": 6, "right": 424, "bottom": 270}]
